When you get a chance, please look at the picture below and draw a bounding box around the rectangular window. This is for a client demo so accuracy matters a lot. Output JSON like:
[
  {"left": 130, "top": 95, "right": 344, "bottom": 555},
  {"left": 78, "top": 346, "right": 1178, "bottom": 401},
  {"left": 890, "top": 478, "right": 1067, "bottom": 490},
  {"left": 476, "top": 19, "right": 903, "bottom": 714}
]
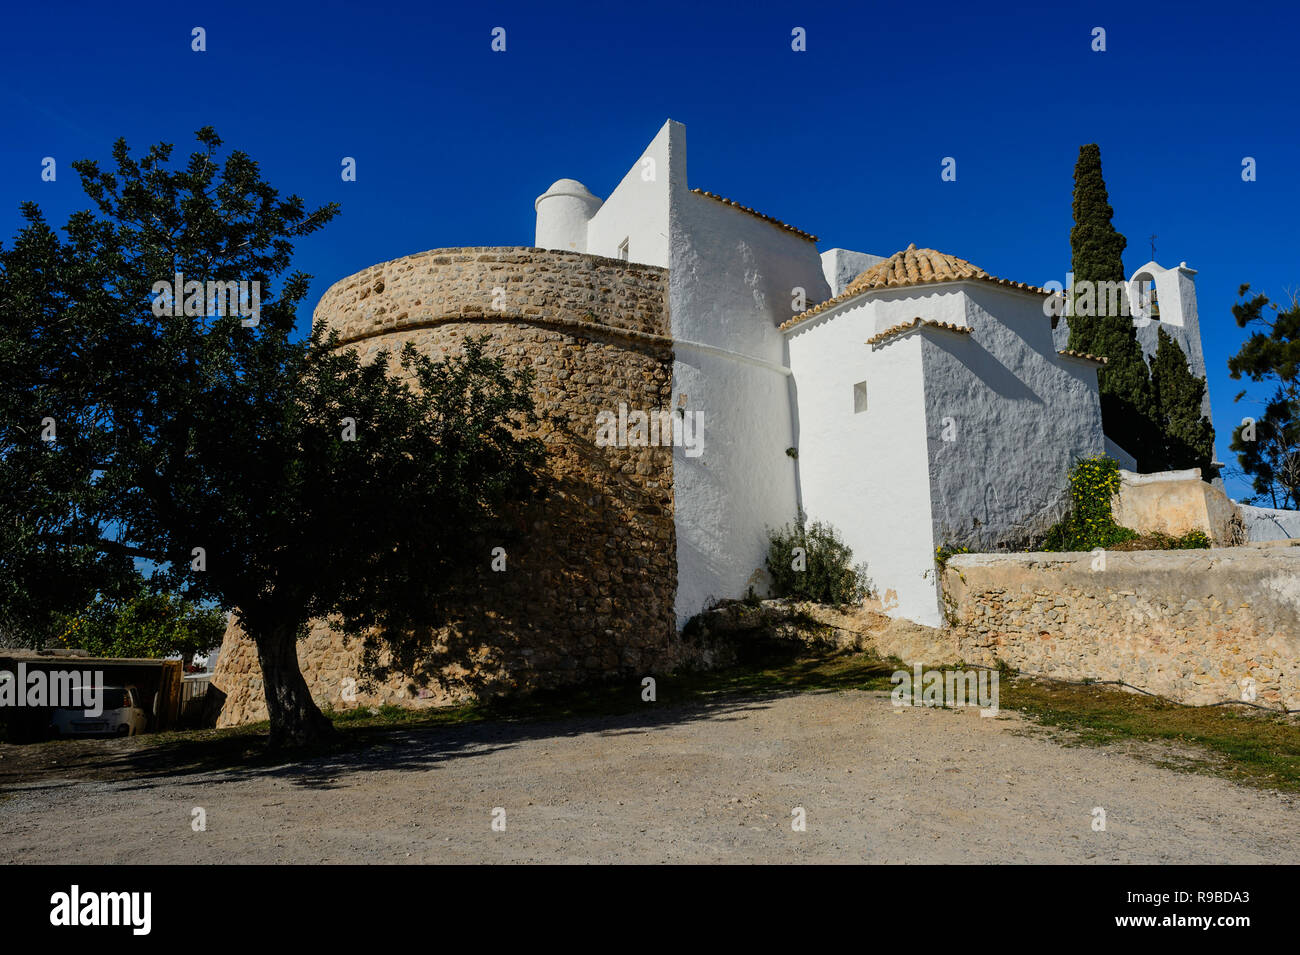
[
  {"left": 853, "top": 380, "right": 868, "bottom": 414},
  {"left": 617, "top": 238, "right": 629, "bottom": 262}
]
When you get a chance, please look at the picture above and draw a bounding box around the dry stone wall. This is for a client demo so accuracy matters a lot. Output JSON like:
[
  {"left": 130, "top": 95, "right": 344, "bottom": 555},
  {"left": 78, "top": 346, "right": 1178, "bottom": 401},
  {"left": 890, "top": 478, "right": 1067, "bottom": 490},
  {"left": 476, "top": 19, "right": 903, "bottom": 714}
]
[
  {"left": 214, "top": 248, "right": 701, "bottom": 726},
  {"left": 940, "top": 546, "right": 1300, "bottom": 709}
]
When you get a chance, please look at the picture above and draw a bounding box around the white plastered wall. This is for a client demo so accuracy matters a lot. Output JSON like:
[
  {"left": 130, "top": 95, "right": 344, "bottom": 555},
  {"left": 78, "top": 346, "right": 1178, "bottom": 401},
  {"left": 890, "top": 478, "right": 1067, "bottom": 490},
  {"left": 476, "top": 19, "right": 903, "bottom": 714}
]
[
  {"left": 584, "top": 124, "right": 674, "bottom": 268},
  {"left": 786, "top": 295, "right": 943, "bottom": 627},
  {"left": 576, "top": 120, "right": 834, "bottom": 626},
  {"left": 821, "top": 248, "right": 888, "bottom": 297},
  {"left": 1128, "top": 261, "right": 1211, "bottom": 420},
  {"left": 921, "top": 283, "right": 1105, "bottom": 550},
  {"left": 665, "top": 123, "right": 832, "bottom": 625}
]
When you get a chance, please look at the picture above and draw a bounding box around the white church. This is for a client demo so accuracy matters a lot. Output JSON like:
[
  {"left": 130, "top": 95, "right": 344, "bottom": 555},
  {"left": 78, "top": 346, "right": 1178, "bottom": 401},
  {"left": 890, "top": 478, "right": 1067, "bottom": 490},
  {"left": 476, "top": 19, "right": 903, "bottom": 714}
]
[{"left": 534, "top": 120, "right": 1215, "bottom": 627}]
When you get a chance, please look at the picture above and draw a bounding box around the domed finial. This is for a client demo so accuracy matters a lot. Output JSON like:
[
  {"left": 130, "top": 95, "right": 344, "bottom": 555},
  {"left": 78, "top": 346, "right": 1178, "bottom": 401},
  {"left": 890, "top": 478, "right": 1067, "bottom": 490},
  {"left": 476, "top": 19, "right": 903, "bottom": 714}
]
[{"left": 535, "top": 179, "right": 603, "bottom": 253}]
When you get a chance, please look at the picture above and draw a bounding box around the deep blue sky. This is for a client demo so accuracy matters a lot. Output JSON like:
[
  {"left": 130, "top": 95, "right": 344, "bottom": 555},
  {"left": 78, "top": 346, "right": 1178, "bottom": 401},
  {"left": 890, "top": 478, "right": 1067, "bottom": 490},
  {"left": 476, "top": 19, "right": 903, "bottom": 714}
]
[{"left": 2, "top": 0, "right": 1296, "bottom": 501}]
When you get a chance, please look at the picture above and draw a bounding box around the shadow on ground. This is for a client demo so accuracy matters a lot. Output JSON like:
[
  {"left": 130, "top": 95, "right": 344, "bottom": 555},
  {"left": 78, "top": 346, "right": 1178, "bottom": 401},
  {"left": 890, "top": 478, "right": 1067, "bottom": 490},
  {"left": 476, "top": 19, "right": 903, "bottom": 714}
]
[{"left": 0, "top": 648, "right": 899, "bottom": 794}]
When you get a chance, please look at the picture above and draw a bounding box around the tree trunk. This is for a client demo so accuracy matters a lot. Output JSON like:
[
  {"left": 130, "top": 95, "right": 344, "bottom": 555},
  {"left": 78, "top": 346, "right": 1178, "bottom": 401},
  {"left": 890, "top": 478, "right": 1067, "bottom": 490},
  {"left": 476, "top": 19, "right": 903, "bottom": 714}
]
[{"left": 254, "top": 623, "right": 336, "bottom": 748}]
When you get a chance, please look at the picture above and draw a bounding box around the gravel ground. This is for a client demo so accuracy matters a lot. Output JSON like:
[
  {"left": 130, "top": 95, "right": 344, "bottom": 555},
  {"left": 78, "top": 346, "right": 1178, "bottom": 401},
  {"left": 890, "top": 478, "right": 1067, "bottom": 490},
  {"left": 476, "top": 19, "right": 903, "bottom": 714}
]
[{"left": 2, "top": 688, "right": 1297, "bottom": 864}]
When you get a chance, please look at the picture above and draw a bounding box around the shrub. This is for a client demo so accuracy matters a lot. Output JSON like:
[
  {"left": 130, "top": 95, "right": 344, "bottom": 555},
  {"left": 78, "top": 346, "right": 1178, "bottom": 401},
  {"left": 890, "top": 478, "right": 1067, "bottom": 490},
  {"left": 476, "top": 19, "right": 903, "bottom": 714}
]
[
  {"left": 52, "top": 583, "right": 226, "bottom": 663},
  {"left": 1041, "top": 455, "right": 1139, "bottom": 551},
  {"left": 1172, "top": 529, "right": 1212, "bottom": 549},
  {"left": 934, "top": 543, "right": 971, "bottom": 571},
  {"left": 765, "top": 512, "right": 872, "bottom": 605},
  {"left": 1112, "top": 529, "right": 1212, "bottom": 551}
]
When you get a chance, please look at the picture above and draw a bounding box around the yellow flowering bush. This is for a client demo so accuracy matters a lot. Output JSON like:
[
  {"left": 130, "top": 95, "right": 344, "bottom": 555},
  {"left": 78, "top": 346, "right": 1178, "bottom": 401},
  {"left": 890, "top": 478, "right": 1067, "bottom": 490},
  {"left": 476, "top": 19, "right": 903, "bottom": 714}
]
[{"left": 1042, "top": 456, "right": 1139, "bottom": 551}]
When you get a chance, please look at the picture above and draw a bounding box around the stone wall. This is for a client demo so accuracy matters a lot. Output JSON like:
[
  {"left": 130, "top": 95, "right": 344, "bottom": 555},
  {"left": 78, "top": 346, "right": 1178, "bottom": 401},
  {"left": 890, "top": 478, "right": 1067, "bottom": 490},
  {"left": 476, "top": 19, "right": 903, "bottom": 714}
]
[
  {"left": 213, "top": 248, "right": 699, "bottom": 726},
  {"left": 1112, "top": 468, "right": 1244, "bottom": 544},
  {"left": 1239, "top": 503, "right": 1300, "bottom": 543},
  {"left": 940, "top": 546, "right": 1300, "bottom": 709},
  {"left": 686, "top": 597, "right": 959, "bottom": 664},
  {"left": 315, "top": 246, "right": 673, "bottom": 345}
]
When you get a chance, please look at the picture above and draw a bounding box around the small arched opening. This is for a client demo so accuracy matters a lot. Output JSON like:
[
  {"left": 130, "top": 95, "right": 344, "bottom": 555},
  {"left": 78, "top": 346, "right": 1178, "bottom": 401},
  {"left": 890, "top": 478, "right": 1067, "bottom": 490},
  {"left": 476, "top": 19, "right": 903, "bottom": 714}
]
[{"left": 1133, "top": 272, "right": 1159, "bottom": 321}]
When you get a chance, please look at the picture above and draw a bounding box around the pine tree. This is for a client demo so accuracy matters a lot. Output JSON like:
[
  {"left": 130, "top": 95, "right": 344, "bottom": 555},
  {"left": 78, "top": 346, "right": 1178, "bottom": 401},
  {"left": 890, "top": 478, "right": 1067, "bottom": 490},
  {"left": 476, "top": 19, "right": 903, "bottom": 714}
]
[
  {"left": 1228, "top": 286, "right": 1300, "bottom": 508},
  {"left": 1150, "top": 327, "right": 1216, "bottom": 475},
  {"left": 1067, "top": 143, "right": 1160, "bottom": 469}
]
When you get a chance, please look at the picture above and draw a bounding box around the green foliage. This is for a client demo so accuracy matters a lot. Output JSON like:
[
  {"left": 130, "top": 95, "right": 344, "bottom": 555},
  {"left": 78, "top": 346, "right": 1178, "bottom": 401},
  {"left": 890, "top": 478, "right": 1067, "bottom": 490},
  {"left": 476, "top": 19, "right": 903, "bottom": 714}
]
[
  {"left": 1227, "top": 286, "right": 1300, "bottom": 509},
  {"left": 1041, "top": 456, "right": 1138, "bottom": 551},
  {"left": 1069, "top": 144, "right": 1128, "bottom": 302},
  {"left": 1064, "top": 147, "right": 1217, "bottom": 476},
  {"left": 53, "top": 582, "right": 226, "bottom": 661},
  {"left": 0, "top": 128, "right": 546, "bottom": 745},
  {"left": 765, "top": 512, "right": 871, "bottom": 606},
  {"left": 1230, "top": 286, "right": 1300, "bottom": 384},
  {"left": 933, "top": 544, "right": 970, "bottom": 571},
  {"left": 1230, "top": 392, "right": 1300, "bottom": 509},
  {"left": 1066, "top": 144, "right": 1161, "bottom": 470},
  {"left": 1154, "top": 529, "right": 1211, "bottom": 550},
  {"left": 0, "top": 208, "right": 140, "bottom": 646},
  {"left": 1150, "top": 327, "right": 1216, "bottom": 476}
]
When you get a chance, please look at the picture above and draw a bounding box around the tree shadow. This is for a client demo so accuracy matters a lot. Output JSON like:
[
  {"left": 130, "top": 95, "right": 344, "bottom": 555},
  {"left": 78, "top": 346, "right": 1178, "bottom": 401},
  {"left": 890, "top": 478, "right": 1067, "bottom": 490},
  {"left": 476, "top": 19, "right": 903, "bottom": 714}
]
[
  {"left": 351, "top": 382, "right": 684, "bottom": 708},
  {"left": 1, "top": 648, "right": 897, "bottom": 793}
]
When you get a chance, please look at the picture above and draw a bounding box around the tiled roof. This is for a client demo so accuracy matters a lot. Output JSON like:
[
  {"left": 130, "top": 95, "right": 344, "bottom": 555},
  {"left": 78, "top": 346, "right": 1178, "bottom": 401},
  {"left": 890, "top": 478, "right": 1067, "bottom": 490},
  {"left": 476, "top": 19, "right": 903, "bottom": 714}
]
[
  {"left": 780, "top": 287, "right": 863, "bottom": 329},
  {"left": 866, "top": 317, "right": 972, "bottom": 347},
  {"left": 1056, "top": 349, "right": 1108, "bottom": 365},
  {"left": 690, "top": 189, "right": 818, "bottom": 243},
  {"left": 848, "top": 245, "right": 980, "bottom": 292},
  {"left": 846, "top": 244, "right": 1052, "bottom": 296},
  {"left": 781, "top": 243, "right": 1051, "bottom": 332}
]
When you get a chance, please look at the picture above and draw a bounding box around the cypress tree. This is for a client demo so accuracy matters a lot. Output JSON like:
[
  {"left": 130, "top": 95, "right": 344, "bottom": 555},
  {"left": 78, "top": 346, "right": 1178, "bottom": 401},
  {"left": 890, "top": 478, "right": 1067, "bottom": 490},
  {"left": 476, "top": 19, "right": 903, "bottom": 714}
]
[
  {"left": 1069, "top": 144, "right": 1127, "bottom": 327},
  {"left": 1067, "top": 144, "right": 1160, "bottom": 469},
  {"left": 1150, "top": 327, "right": 1216, "bottom": 476}
]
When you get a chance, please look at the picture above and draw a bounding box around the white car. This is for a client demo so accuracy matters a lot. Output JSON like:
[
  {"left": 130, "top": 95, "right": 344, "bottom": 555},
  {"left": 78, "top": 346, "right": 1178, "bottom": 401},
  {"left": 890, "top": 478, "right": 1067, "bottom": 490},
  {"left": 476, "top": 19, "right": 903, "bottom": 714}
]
[{"left": 50, "top": 685, "right": 150, "bottom": 738}]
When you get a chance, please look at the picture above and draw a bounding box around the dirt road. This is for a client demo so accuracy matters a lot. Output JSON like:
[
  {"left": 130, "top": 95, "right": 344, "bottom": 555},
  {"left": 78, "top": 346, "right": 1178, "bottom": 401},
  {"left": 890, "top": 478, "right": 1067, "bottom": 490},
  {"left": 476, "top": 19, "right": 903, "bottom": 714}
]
[{"left": 2, "top": 688, "right": 1296, "bottom": 863}]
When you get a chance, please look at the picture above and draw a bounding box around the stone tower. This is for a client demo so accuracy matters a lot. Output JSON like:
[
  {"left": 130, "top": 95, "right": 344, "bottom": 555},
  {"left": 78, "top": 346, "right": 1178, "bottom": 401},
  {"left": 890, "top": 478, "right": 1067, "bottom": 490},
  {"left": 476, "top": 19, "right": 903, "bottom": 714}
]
[{"left": 211, "top": 247, "right": 709, "bottom": 725}]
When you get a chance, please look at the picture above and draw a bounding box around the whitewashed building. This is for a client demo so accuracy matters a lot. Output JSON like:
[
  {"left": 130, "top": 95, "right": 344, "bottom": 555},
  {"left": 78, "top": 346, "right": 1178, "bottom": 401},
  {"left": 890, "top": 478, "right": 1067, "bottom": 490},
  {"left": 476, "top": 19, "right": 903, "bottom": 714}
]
[{"left": 534, "top": 120, "right": 1214, "bottom": 627}]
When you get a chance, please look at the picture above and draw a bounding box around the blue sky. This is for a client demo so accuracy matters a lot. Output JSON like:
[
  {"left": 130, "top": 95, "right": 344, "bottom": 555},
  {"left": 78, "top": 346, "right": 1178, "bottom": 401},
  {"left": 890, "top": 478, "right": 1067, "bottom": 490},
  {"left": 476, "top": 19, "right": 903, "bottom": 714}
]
[{"left": 2, "top": 0, "right": 1296, "bottom": 501}]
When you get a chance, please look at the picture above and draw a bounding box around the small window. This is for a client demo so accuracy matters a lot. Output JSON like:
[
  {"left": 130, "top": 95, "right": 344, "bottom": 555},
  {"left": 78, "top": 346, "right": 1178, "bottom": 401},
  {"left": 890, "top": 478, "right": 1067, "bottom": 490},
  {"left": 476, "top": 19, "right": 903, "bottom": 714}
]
[
  {"left": 853, "top": 380, "right": 868, "bottom": 414},
  {"left": 617, "top": 238, "right": 629, "bottom": 262}
]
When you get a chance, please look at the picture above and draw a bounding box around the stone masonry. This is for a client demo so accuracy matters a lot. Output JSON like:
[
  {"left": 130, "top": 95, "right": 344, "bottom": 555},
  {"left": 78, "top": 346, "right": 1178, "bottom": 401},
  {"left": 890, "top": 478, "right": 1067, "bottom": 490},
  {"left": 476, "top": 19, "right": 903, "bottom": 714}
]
[
  {"left": 213, "top": 248, "right": 703, "bottom": 726},
  {"left": 940, "top": 546, "right": 1300, "bottom": 710}
]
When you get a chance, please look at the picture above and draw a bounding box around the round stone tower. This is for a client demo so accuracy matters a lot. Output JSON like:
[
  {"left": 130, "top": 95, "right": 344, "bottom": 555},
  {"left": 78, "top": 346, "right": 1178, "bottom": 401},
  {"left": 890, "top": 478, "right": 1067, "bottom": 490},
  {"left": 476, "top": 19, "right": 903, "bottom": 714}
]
[
  {"left": 212, "top": 247, "right": 712, "bottom": 726},
  {"left": 534, "top": 179, "right": 602, "bottom": 253}
]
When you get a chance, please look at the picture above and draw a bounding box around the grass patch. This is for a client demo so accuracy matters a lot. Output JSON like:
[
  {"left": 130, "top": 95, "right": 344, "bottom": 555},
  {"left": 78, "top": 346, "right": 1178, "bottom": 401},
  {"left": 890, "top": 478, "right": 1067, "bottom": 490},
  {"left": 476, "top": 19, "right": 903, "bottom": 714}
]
[
  {"left": 1106, "top": 530, "right": 1212, "bottom": 551},
  {"left": 1000, "top": 677, "right": 1300, "bottom": 792}
]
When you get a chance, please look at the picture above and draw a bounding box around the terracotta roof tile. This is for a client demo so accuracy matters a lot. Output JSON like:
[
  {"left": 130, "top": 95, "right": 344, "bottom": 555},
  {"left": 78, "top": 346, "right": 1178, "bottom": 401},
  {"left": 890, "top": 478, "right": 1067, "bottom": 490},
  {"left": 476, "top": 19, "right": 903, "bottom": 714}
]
[
  {"left": 691, "top": 189, "right": 818, "bottom": 243},
  {"left": 782, "top": 243, "right": 1052, "bottom": 332},
  {"left": 846, "top": 244, "right": 1052, "bottom": 296},
  {"left": 1056, "top": 349, "right": 1108, "bottom": 365},
  {"left": 866, "top": 317, "right": 972, "bottom": 347}
]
